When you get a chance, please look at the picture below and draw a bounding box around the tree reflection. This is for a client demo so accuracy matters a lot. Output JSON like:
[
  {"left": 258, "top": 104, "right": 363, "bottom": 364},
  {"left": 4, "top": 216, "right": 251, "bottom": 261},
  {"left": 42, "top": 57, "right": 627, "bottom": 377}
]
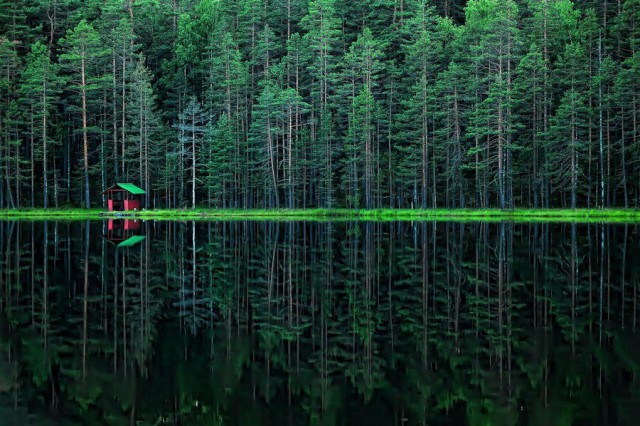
[{"left": 0, "top": 220, "right": 638, "bottom": 424}]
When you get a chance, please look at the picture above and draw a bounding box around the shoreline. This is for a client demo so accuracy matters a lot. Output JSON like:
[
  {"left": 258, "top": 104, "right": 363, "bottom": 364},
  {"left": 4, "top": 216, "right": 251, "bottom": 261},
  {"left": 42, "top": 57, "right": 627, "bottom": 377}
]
[{"left": 1, "top": 208, "right": 640, "bottom": 223}]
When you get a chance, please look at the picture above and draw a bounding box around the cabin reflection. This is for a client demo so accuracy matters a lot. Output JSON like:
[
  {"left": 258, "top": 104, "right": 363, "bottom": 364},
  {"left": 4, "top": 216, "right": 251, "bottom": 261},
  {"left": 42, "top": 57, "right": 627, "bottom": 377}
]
[{"left": 104, "top": 219, "right": 145, "bottom": 247}]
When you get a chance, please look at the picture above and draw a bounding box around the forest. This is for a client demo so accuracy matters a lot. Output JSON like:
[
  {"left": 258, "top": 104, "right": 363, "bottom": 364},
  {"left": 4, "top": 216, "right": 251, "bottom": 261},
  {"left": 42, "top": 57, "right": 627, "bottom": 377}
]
[{"left": 0, "top": 0, "right": 639, "bottom": 210}]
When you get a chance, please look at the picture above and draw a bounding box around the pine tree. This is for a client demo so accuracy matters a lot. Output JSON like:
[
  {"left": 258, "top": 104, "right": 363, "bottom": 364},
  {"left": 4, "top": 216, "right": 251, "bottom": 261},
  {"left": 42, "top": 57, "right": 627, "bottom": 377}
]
[
  {"left": 342, "top": 86, "right": 376, "bottom": 208},
  {"left": 341, "top": 28, "right": 384, "bottom": 209},
  {"left": 202, "top": 30, "right": 248, "bottom": 207},
  {"left": 103, "top": 15, "right": 138, "bottom": 181},
  {"left": 176, "top": 96, "right": 206, "bottom": 209},
  {"left": 126, "top": 58, "right": 163, "bottom": 208},
  {"left": 2, "top": 101, "right": 28, "bottom": 208},
  {"left": 204, "top": 114, "right": 234, "bottom": 208},
  {"left": 249, "top": 79, "right": 281, "bottom": 208},
  {"left": 395, "top": 11, "right": 444, "bottom": 208},
  {"left": 434, "top": 61, "right": 467, "bottom": 208},
  {"left": 613, "top": 53, "right": 640, "bottom": 207},
  {"left": 278, "top": 86, "right": 308, "bottom": 208},
  {"left": 549, "top": 90, "right": 589, "bottom": 208},
  {"left": 526, "top": 0, "right": 579, "bottom": 207},
  {"left": 19, "top": 42, "right": 60, "bottom": 208},
  {"left": 464, "top": 0, "right": 519, "bottom": 209},
  {"left": 302, "top": 0, "right": 341, "bottom": 207},
  {"left": 0, "top": 37, "right": 20, "bottom": 208},
  {"left": 549, "top": 42, "right": 590, "bottom": 208},
  {"left": 513, "top": 44, "right": 546, "bottom": 207},
  {"left": 59, "top": 19, "right": 109, "bottom": 208}
]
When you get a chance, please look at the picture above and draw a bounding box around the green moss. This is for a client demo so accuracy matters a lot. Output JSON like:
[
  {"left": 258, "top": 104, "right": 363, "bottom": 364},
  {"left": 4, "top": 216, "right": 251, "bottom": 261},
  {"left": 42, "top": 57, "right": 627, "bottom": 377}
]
[{"left": 2, "top": 208, "right": 640, "bottom": 223}]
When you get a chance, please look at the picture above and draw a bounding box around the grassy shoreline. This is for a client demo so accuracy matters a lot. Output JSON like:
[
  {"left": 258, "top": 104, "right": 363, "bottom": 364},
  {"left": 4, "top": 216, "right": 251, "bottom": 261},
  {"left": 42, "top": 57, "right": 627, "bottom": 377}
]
[{"left": 1, "top": 208, "right": 640, "bottom": 222}]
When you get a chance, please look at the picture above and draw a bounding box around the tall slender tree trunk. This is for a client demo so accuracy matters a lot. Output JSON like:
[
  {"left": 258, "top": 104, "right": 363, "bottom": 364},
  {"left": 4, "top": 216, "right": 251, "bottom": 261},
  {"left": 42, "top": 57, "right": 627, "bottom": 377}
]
[
  {"left": 543, "top": 1, "right": 550, "bottom": 208},
  {"left": 42, "top": 79, "right": 48, "bottom": 209},
  {"left": 453, "top": 88, "right": 463, "bottom": 208},
  {"left": 81, "top": 52, "right": 91, "bottom": 208},
  {"left": 0, "top": 134, "right": 4, "bottom": 208},
  {"left": 287, "top": 102, "right": 293, "bottom": 209},
  {"left": 192, "top": 118, "right": 196, "bottom": 209},
  {"left": 571, "top": 110, "right": 577, "bottom": 209},
  {"left": 387, "top": 85, "right": 393, "bottom": 208},
  {"left": 598, "top": 34, "right": 605, "bottom": 208},
  {"left": 112, "top": 55, "right": 119, "bottom": 180},
  {"left": 139, "top": 90, "right": 144, "bottom": 206},
  {"left": 144, "top": 97, "right": 149, "bottom": 209},
  {"left": 421, "top": 75, "right": 429, "bottom": 209},
  {"left": 267, "top": 116, "right": 279, "bottom": 207},
  {"left": 30, "top": 106, "right": 35, "bottom": 207},
  {"left": 498, "top": 101, "right": 505, "bottom": 209},
  {"left": 365, "top": 97, "right": 372, "bottom": 209},
  {"left": 620, "top": 113, "right": 628, "bottom": 207},
  {"left": 634, "top": 91, "right": 638, "bottom": 207},
  {"left": 121, "top": 41, "right": 127, "bottom": 179}
]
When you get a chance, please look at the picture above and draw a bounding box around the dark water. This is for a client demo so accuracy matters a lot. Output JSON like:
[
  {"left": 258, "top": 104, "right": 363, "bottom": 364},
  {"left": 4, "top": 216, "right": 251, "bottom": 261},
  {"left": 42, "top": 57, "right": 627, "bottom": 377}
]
[{"left": 0, "top": 220, "right": 639, "bottom": 425}]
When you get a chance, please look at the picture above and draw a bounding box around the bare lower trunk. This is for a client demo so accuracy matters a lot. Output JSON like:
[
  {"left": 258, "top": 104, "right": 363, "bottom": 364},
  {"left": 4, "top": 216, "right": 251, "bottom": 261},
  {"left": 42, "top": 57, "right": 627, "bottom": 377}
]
[
  {"left": 121, "top": 44, "right": 127, "bottom": 178},
  {"left": 192, "top": 120, "right": 196, "bottom": 209},
  {"left": 81, "top": 54, "right": 90, "bottom": 208},
  {"left": 43, "top": 83, "right": 48, "bottom": 209}
]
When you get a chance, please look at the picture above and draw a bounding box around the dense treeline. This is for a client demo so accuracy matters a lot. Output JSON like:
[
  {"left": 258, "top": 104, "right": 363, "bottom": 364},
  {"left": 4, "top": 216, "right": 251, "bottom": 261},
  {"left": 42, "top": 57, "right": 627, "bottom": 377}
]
[{"left": 0, "top": 0, "right": 639, "bottom": 209}]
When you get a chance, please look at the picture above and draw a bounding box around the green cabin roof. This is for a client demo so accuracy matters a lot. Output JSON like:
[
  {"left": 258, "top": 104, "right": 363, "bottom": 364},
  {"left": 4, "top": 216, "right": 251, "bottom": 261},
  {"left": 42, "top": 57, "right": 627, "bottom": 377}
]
[
  {"left": 116, "top": 183, "right": 146, "bottom": 194},
  {"left": 107, "top": 183, "right": 146, "bottom": 194}
]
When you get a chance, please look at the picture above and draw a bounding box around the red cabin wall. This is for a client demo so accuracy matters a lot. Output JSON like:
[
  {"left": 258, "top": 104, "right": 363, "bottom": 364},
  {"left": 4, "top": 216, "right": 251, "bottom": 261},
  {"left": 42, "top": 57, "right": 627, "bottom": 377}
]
[
  {"left": 124, "top": 199, "right": 140, "bottom": 211},
  {"left": 108, "top": 199, "right": 114, "bottom": 211}
]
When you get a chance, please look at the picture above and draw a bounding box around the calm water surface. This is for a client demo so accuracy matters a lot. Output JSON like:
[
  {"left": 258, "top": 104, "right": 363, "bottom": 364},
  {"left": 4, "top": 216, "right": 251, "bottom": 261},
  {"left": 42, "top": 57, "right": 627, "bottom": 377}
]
[{"left": 0, "top": 220, "right": 639, "bottom": 425}]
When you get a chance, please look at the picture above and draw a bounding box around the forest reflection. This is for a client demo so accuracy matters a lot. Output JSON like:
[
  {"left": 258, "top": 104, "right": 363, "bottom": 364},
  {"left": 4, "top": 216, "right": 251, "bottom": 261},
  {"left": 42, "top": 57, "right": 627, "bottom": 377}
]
[{"left": 0, "top": 220, "right": 639, "bottom": 425}]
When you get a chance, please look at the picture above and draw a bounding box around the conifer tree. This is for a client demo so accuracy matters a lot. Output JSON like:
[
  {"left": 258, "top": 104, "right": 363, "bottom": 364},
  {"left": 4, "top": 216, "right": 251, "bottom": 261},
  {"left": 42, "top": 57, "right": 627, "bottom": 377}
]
[
  {"left": 176, "top": 96, "right": 206, "bottom": 209},
  {"left": 126, "top": 58, "right": 163, "bottom": 208},
  {"left": 59, "top": 19, "right": 109, "bottom": 208},
  {"left": 20, "top": 42, "right": 60, "bottom": 208},
  {"left": 302, "top": 0, "right": 341, "bottom": 207}
]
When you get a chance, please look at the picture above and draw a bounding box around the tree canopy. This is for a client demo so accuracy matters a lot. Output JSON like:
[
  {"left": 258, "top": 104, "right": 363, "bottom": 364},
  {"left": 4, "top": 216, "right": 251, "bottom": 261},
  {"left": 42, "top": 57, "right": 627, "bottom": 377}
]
[{"left": 0, "top": 0, "right": 638, "bottom": 209}]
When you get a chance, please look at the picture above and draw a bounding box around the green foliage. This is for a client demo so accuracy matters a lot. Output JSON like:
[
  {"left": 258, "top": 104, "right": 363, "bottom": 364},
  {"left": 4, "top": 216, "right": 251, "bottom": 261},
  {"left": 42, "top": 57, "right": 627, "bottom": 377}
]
[{"left": 0, "top": 0, "right": 639, "bottom": 210}]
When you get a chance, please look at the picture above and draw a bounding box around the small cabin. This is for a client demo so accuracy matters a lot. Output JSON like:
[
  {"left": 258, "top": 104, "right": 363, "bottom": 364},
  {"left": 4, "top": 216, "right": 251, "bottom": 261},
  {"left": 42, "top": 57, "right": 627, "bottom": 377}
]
[{"left": 102, "top": 183, "right": 146, "bottom": 211}]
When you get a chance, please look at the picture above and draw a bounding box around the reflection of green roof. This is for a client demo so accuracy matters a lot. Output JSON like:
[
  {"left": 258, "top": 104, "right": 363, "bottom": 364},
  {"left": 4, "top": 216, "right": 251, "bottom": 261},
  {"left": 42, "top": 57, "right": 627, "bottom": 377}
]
[
  {"left": 116, "top": 183, "right": 146, "bottom": 194},
  {"left": 117, "top": 236, "right": 146, "bottom": 247}
]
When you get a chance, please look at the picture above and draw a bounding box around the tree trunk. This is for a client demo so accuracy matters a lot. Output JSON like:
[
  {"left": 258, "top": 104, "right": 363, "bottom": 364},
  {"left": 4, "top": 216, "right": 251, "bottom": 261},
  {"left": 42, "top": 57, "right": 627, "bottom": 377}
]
[
  {"left": 121, "top": 41, "right": 127, "bottom": 179},
  {"left": 42, "top": 79, "right": 48, "bottom": 209},
  {"left": 620, "top": 112, "right": 628, "bottom": 208},
  {"left": 144, "top": 95, "right": 149, "bottom": 209},
  {"left": 81, "top": 53, "right": 91, "bottom": 208},
  {"left": 267, "top": 115, "right": 279, "bottom": 207},
  {"left": 112, "top": 55, "right": 119, "bottom": 180},
  {"left": 571, "top": 110, "right": 577, "bottom": 209},
  {"left": 192, "top": 116, "right": 196, "bottom": 209},
  {"left": 599, "top": 34, "right": 605, "bottom": 208},
  {"left": 287, "top": 102, "right": 293, "bottom": 209},
  {"left": 30, "top": 106, "right": 35, "bottom": 207}
]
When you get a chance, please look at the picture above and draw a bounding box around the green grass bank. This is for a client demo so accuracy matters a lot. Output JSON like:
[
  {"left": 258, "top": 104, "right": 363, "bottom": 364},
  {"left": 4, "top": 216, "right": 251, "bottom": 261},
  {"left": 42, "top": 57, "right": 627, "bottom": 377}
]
[{"left": 2, "top": 208, "right": 640, "bottom": 223}]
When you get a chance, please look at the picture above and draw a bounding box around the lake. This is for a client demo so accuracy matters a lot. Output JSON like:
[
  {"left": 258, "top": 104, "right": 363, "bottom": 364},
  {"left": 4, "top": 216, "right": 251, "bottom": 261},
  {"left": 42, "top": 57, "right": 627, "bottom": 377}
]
[{"left": 0, "top": 220, "right": 638, "bottom": 425}]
